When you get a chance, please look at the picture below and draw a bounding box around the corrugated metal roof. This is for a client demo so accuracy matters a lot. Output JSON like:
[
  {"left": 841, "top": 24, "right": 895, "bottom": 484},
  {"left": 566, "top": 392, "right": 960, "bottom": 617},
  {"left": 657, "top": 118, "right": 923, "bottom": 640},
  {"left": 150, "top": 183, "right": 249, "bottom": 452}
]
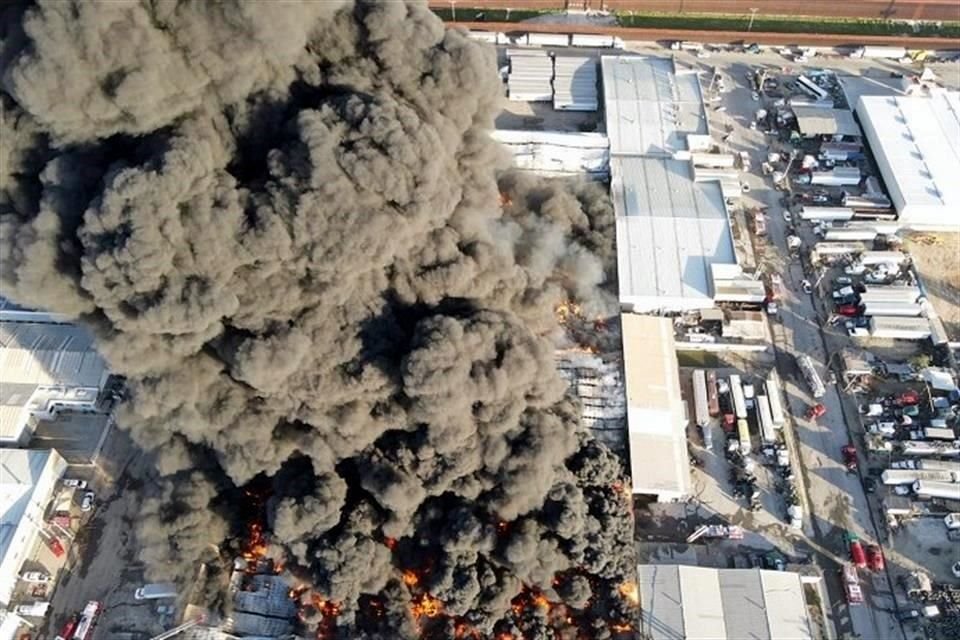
[
  {"left": 638, "top": 566, "right": 813, "bottom": 640},
  {"left": 792, "top": 107, "right": 860, "bottom": 137},
  {"left": 553, "top": 55, "right": 598, "bottom": 111},
  {"left": 612, "top": 157, "right": 736, "bottom": 313},
  {"left": 857, "top": 92, "right": 960, "bottom": 229},
  {"left": 622, "top": 315, "right": 689, "bottom": 499},
  {"left": 602, "top": 56, "right": 708, "bottom": 156}
]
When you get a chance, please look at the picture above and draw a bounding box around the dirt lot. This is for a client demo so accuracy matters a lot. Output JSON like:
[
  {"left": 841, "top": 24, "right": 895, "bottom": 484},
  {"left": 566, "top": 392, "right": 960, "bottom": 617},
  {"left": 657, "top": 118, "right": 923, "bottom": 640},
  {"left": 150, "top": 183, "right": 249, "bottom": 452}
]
[{"left": 902, "top": 231, "right": 960, "bottom": 342}]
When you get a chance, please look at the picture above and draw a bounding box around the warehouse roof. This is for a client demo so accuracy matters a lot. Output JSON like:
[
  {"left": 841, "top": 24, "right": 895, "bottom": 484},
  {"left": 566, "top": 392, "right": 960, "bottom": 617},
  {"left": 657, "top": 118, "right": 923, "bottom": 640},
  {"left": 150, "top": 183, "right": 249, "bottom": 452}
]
[
  {"left": 856, "top": 92, "right": 960, "bottom": 230},
  {"left": 638, "top": 565, "right": 814, "bottom": 640},
  {"left": 612, "top": 157, "right": 736, "bottom": 313},
  {"left": 621, "top": 315, "right": 689, "bottom": 499},
  {"left": 792, "top": 106, "right": 860, "bottom": 137},
  {"left": 0, "top": 321, "right": 109, "bottom": 441},
  {"left": 602, "top": 56, "right": 707, "bottom": 156}
]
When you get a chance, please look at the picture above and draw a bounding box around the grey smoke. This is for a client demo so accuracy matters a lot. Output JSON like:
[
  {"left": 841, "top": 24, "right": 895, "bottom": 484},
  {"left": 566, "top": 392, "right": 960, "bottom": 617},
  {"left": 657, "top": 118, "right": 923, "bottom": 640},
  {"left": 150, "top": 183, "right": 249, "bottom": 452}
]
[{"left": 1, "top": 1, "right": 634, "bottom": 638}]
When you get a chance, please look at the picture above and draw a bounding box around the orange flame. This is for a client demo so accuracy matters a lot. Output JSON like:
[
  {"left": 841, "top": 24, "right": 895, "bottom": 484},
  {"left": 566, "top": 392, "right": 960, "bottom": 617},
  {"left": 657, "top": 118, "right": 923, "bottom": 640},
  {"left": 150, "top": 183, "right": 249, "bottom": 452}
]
[
  {"left": 499, "top": 192, "right": 513, "bottom": 209},
  {"left": 241, "top": 522, "right": 269, "bottom": 561},
  {"left": 402, "top": 570, "right": 420, "bottom": 587},
  {"left": 555, "top": 301, "right": 583, "bottom": 325},
  {"left": 618, "top": 581, "right": 639, "bottom": 606},
  {"left": 310, "top": 595, "right": 342, "bottom": 618},
  {"left": 611, "top": 622, "right": 634, "bottom": 632},
  {"left": 383, "top": 537, "right": 398, "bottom": 551},
  {"left": 411, "top": 593, "right": 443, "bottom": 619},
  {"left": 532, "top": 593, "right": 550, "bottom": 610}
]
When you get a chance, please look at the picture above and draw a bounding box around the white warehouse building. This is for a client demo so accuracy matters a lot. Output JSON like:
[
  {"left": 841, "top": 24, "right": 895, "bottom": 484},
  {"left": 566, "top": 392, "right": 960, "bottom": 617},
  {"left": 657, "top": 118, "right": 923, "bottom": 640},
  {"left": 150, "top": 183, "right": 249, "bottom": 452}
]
[
  {"left": 0, "top": 321, "right": 110, "bottom": 446},
  {"left": 0, "top": 448, "right": 67, "bottom": 607},
  {"left": 856, "top": 92, "right": 960, "bottom": 231}
]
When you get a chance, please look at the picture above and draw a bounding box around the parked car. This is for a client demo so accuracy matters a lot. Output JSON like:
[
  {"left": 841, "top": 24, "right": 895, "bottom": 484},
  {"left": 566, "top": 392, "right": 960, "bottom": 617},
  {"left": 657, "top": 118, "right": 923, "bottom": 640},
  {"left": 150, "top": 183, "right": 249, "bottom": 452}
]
[
  {"left": 868, "top": 421, "right": 896, "bottom": 436},
  {"left": 801, "top": 279, "right": 813, "bottom": 294},
  {"left": 953, "top": 561, "right": 960, "bottom": 578},
  {"left": 863, "top": 477, "right": 877, "bottom": 494},
  {"left": 80, "top": 491, "right": 95, "bottom": 512},
  {"left": 842, "top": 445, "right": 858, "bottom": 472},
  {"left": 782, "top": 211, "right": 792, "bottom": 223},
  {"left": 833, "top": 276, "right": 853, "bottom": 286},
  {"left": 836, "top": 304, "right": 859, "bottom": 317},
  {"left": 62, "top": 479, "right": 87, "bottom": 489},
  {"left": 845, "top": 532, "right": 867, "bottom": 569},
  {"left": 806, "top": 404, "right": 827, "bottom": 420},
  {"left": 866, "top": 545, "right": 885, "bottom": 572},
  {"left": 20, "top": 571, "right": 52, "bottom": 583}
]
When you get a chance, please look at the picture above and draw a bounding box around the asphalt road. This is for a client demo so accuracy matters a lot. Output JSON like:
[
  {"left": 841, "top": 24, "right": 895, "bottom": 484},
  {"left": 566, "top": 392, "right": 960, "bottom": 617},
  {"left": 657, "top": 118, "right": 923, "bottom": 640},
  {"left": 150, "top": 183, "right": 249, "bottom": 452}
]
[{"left": 691, "top": 49, "right": 908, "bottom": 638}]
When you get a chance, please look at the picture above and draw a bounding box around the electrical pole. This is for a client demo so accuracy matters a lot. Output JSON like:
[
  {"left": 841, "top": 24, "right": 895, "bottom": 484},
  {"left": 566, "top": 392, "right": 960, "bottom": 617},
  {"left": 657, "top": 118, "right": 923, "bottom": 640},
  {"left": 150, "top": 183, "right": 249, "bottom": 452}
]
[{"left": 748, "top": 8, "right": 759, "bottom": 32}]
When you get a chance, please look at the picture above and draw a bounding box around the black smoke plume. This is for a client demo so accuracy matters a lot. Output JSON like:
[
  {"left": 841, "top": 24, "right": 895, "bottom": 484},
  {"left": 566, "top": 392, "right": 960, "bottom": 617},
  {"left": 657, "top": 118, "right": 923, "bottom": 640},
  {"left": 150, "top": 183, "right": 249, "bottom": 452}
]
[{"left": 1, "top": 1, "right": 635, "bottom": 638}]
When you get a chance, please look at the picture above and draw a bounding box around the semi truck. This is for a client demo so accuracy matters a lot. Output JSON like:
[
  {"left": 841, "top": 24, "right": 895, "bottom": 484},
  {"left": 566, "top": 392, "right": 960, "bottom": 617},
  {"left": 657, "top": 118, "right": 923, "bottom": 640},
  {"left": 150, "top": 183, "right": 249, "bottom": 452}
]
[
  {"left": 757, "top": 395, "right": 776, "bottom": 444},
  {"left": 861, "top": 285, "right": 921, "bottom": 303},
  {"left": 765, "top": 372, "right": 786, "bottom": 428},
  {"left": 899, "top": 440, "right": 960, "bottom": 457},
  {"left": 796, "top": 355, "right": 826, "bottom": 399},
  {"left": 693, "top": 370, "right": 710, "bottom": 428},
  {"left": 799, "top": 206, "right": 854, "bottom": 222},
  {"left": 868, "top": 317, "right": 932, "bottom": 341},
  {"left": 918, "top": 459, "right": 960, "bottom": 473},
  {"left": 861, "top": 302, "right": 923, "bottom": 317},
  {"left": 134, "top": 583, "right": 178, "bottom": 600},
  {"left": 730, "top": 374, "right": 748, "bottom": 419},
  {"left": 881, "top": 469, "right": 957, "bottom": 485},
  {"left": 808, "top": 167, "right": 861, "bottom": 187}
]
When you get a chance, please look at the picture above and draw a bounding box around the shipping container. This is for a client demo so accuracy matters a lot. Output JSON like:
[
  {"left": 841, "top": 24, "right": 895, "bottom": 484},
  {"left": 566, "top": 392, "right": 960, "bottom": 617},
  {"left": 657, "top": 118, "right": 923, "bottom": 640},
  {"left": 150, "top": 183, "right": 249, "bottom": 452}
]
[
  {"left": 861, "top": 302, "right": 923, "bottom": 317},
  {"left": 868, "top": 316, "right": 931, "bottom": 340},
  {"left": 799, "top": 206, "right": 855, "bottom": 222},
  {"left": 913, "top": 480, "right": 960, "bottom": 500},
  {"left": 765, "top": 372, "right": 786, "bottom": 428},
  {"left": 881, "top": 469, "right": 957, "bottom": 485},
  {"left": 730, "top": 374, "right": 748, "bottom": 419},
  {"left": 757, "top": 395, "right": 776, "bottom": 444},
  {"left": 862, "top": 285, "right": 921, "bottom": 302},
  {"left": 570, "top": 34, "right": 623, "bottom": 48},
  {"left": 810, "top": 167, "right": 861, "bottom": 187},
  {"left": 842, "top": 193, "right": 893, "bottom": 210},
  {"left": 693, "top": 370, "right": 710, "bottom": 428},
  {"left": 737, "top": 419, "right": 751, "bottom": 454}
]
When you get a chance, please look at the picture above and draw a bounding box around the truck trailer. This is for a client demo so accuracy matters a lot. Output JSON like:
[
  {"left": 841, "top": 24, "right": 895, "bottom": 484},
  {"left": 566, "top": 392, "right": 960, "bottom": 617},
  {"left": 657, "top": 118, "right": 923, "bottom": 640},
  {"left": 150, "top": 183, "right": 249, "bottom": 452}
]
[
  {"left": 913, "top": 480, "right": 960, "bottom": 500},
  {"left": 899, "top": 440, "right": 960, "bottom": 457},
  {"left": 796, "top": 355, "right": 826, "bottom": 398},
  {"left": 868, "top": 317, "right": 931, "bottom": 341},
  {"left": 799, "top": 206, "right": 855, "bottom": 222},
  {"left": 861, "top": 302, "right": 923, "bottom": 318},
  {"left": 765, "top": 372, "right": 786, "bottom": 428},
  {"left": 881, "top": 469, "right": 957, "bottom": 485}
]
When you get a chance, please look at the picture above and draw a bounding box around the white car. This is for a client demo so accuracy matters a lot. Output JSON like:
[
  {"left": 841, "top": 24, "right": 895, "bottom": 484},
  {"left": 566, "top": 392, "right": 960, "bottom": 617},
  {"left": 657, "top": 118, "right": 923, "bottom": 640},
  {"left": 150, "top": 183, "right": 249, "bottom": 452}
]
[
  {"left": 868, "top": 422, "right": 896, "bottom": 436},
  {"left": 953, "top": 561, "right": 960, "bottom": 578},
  {"left": 20, "top": 571, "right": 51, "bottom": 583},
  {"left": 62, "top": 478, "right": 87, "bottom": 489},
  {"left": 80, "top": 491, "right": 95, "bottom": 512},
  {"left": 782, "top": 211, "right": 792, "bottom": 223}
]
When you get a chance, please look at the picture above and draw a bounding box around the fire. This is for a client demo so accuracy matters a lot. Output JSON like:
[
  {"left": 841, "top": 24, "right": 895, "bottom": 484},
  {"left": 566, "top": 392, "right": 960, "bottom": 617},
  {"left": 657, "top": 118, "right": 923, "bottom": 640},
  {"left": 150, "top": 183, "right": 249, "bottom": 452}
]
[
  {"left": 410, "top": 593, "right": 443, "bottom": 618},
  {"left": 499, "top": 192, "right": 513, "bottom": 209},
  {"left": 496, "top": 521, "right": 509, "bottom": 534},
  {"left": 241, "top": 522, "right": 269, "bottom": 561},
  {"left": 618, "top": 581, "right": 639, "bottom": 606},
  {"left": 383, "top": 536, "right": 398, "bottom": 551},
  {"left": 310, "top": 595, "right": 342, "bottom": 618},
  {"left": 532, "top": 593, "right": 550, "bottom": 610},
  {"left": 594, "top": 316, "right": 608, "bottom": 331},
  {"left": 555, "top": 300, "right": 583, "bottom": 325},
  {"left": 497, "top": 634, "right": 515, "bottom": 640},
  {"left": 402, "top": 570, "right": 420, "bottom": 587},
  {"left": 611, "top": 622, "right": 634, "bottom": 633}
]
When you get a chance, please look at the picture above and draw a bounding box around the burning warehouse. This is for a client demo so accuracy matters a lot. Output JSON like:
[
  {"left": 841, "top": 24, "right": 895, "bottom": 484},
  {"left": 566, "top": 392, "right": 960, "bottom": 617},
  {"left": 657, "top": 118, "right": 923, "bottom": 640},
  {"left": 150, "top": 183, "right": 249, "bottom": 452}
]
[{"left": 0, "top": 1, "right": 635, "bottom": 638}]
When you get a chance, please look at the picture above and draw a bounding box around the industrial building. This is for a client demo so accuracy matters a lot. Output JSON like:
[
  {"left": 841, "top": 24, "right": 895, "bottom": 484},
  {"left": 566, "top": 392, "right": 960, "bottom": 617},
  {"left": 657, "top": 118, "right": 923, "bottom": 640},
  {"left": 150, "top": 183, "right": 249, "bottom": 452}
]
[
  {"left": 0, "top": 448, "right": 67, "bottom": 607},
  {"left": 491, "top": 130, "right": 609, "bottom": 176},
  {"left": 621, "top": 314, "right": 690, "bottom": 502},
  {"left": 856, "top": 92, "right": 960, "bottom": 231},
  {"left": 0, "top": 321, "right": 110, "bottom": 447},
  {"left": 603, "top": 56, "right": 739, "bottom": 313},
  {"left": 637, "top": 564, "right": 815, "bottom": 640}
]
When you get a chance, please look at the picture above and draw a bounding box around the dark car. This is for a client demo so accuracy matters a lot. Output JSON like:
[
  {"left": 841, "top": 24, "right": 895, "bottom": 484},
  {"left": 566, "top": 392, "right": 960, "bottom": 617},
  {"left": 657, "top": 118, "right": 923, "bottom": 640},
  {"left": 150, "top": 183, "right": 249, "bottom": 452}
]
[
  {"left": 841, "top": 445, "right": 858, "bottom": 472},
  {"left": 864, "top": 477, "right": 877, "bottom": 494}
]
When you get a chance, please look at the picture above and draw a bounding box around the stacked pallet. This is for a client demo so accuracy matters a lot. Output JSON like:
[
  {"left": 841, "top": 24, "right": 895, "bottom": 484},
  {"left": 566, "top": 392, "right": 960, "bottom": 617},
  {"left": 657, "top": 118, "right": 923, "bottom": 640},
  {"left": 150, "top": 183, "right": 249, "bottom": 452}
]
[
  {"left": 552, "top": 56, "right": 598, "bottom": 111},
  {"left": 507, "top": 49, "right": 553, "bottom": 102}
]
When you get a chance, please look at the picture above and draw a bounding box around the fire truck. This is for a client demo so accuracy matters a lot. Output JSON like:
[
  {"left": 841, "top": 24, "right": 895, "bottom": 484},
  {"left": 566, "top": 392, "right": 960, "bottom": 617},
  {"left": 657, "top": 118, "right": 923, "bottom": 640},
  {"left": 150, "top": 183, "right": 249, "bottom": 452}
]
[{"left": 55, "top": 601, "right": 101, "bottom": 640}]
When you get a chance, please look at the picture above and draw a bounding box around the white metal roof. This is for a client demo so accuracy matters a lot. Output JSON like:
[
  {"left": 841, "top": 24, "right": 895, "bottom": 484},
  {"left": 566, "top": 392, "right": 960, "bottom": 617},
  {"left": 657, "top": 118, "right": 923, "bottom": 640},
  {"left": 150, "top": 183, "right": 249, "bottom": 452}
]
[
  {"left": 491, "top": 130, "right": 608, "bottom": 175},
  {"left": 602, "top": 56, "right": 707, "bottom": 156},
  {"left": 638, "top": 565, "right": 814, "bottom": 640},
  {"left": 856, "top": 92, "right": 960, "bottom": 230},
  {"left": 0, "top": 321, "right": 109, "bottom": 441},
  {"left": 621, "top": 315, "right": 689, "bottom": 498},
  {"left": 792, "top": 107, "right": 860, "bottom": 137},
  {"left": 612, "top": 157, "right": 736, "bottom": 313}
]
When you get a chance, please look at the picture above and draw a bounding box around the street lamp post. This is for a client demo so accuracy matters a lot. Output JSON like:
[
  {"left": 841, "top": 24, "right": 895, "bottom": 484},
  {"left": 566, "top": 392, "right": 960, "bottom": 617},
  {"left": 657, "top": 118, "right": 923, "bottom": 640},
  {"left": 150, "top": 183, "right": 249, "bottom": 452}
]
[{"left": 748, "top": 8, "right": 759, "bottom": 32}]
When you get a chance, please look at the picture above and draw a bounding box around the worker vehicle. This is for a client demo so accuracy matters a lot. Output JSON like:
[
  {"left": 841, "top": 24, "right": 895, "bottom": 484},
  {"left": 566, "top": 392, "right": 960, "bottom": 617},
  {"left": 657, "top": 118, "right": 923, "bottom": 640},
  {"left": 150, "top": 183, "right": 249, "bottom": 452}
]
[
  {"left": 845, "top": 532, "right": 867, "bottom": 568},
  {"left": 135, "top": 583, "right": 178, "bottom": 601},
  {"left": 47, "top": 536, "right": 65, "bottom": 558},
  {"left": 54, "top": 615, "right": 79, "bottom": 640},
  {"left": 842, "top": 445, "right": 858, "bottom": 472},
  {"left": 71, "top": 601, "right": 101, "bottom": 640},
  {"left": 866, "top": 545, "right": 885, "bottom": 572},
  {"left": 842, "top": 564, "right": 863, "bottom": 604},
  {"left": 15, "top": 601, "right": 51, "bottom": 617},
  {"left": 953, "top": 562, "right": 960, "bottom": 578}
]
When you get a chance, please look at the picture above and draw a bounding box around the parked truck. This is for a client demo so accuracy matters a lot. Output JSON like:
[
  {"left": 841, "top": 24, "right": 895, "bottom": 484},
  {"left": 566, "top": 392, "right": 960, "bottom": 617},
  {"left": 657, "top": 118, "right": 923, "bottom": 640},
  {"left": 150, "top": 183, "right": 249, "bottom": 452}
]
[
  {"left": 765, "top": 372, "right": 786, "bottom": 428},
  {"left": 796, "top": 355, "right": 826, "bottom": 399},
  {"left": 913, "top": 480, "right": 960, "bottom": 500},
  {"left": 861, "top": 302, "right": 923, "bottom": 317},
  {"left": 808, "top": 167, "right": 861, "bottom": 187},
  {"left": 134, "top": 583, "right": 178, "bottom": 601},
  {"left": 899, "top": 440, "right": 960, "bottom": 457},
  {"left": 799, "top": 206, "right": 854, "bottom": 222},
  {"left": 730, "top": 374, "right": 748, "bottom": 419},
  {"left": 919, "top": 460, "right": 960, "bottom": 473},
  {"left": 861, "top": 285, "right": 921, "bottom": 303},
  {"left": 881, "top": 469, "right": 957, "bottom": 485}
]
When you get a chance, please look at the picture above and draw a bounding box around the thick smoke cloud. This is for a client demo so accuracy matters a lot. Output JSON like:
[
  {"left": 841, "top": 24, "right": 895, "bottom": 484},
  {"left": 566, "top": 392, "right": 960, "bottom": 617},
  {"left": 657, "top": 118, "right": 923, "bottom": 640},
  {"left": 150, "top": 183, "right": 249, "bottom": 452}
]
[{"left": 1, "top": 1, "right": 635, "bottom": 638}]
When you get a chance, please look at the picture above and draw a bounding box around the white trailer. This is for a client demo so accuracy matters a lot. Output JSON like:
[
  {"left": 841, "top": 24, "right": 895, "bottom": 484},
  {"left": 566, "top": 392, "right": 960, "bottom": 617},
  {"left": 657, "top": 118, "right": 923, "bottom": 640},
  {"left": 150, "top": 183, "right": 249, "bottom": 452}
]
[
  {"left": 729, "top": 374, "right": 748, "bottom": 419},
  {"left": 921, "top": 428, "right": 958, "bottom": 441},
  {"left": 693, "top": 370, "right": 710, "bottom": 427},
  {"left": 796, "top": 355, "right": 826, "bottom": 398},
  {"left": 810, "top": 167, "right": 861, "bottom": 187},
  {"left": 900, "top": 440, "right": 960, "bottom": 457},
  {"left": 822, "top": 228, "right": 880, "bottom": 242},
  {"left": 913, "top": 480, "right": 960, "bottom": 500},
  {"left": 882, "top": 469, "right": 957, "bottom": 485},
  {"left": 467, "top": 31, "right": 501, "bottom": 44},
  {"left": 799, "top": 206, "right": 855, "bottom": 222},
  {"left": 570, "top": 34, "right": 623, "bottom": 48},
  {"left": 918, "top": 460, "right": 960, "bottom": 473},
  {"left": 765, "top": 372, "right": 786, "bottom": 428},
  {"left": 859, "top": 251, "right": 909, "bottom": 266},
  {"left": 861, "top": 302, "right": 923, "bottom": 317},
  {"left": 862, "top": 285, "right": 921, "bottom": 303},
  {"left": 757, "top": 395, "right": 776, "bottom": 444},
  {"left": 796, "top": 75, "right": 829, "bottom": 101},
  {"left": 525, "top": 33, "right": 571, "bottom": 47},
  {"left": 854, "top": 46, "right": 907, "bottom": 59},
  {"left": 869, "top": 316, "right": 931, "bottom": 340}
]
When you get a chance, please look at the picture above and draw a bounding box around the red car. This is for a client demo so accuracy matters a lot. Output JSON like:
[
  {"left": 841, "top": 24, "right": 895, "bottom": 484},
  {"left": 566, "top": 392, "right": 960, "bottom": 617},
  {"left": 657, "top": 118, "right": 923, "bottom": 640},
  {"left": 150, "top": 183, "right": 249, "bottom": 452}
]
[
  {"left": 841, "top": 444, "right": 858, "bottom": 472},
  {"left": 866, "top": 545, "right": 885, "bottom": 572},
  {"left": 835, "top": 304, "right": 860, "bottom": 317},
  {"left": 896, "top": 390, "right": 920, "bottom": 406},
  {"left": 806, "top": 403, "right": 827, "bottom": 420},
  {"left": 47, "top": 536, "right": 65, "bottom": 558}
]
